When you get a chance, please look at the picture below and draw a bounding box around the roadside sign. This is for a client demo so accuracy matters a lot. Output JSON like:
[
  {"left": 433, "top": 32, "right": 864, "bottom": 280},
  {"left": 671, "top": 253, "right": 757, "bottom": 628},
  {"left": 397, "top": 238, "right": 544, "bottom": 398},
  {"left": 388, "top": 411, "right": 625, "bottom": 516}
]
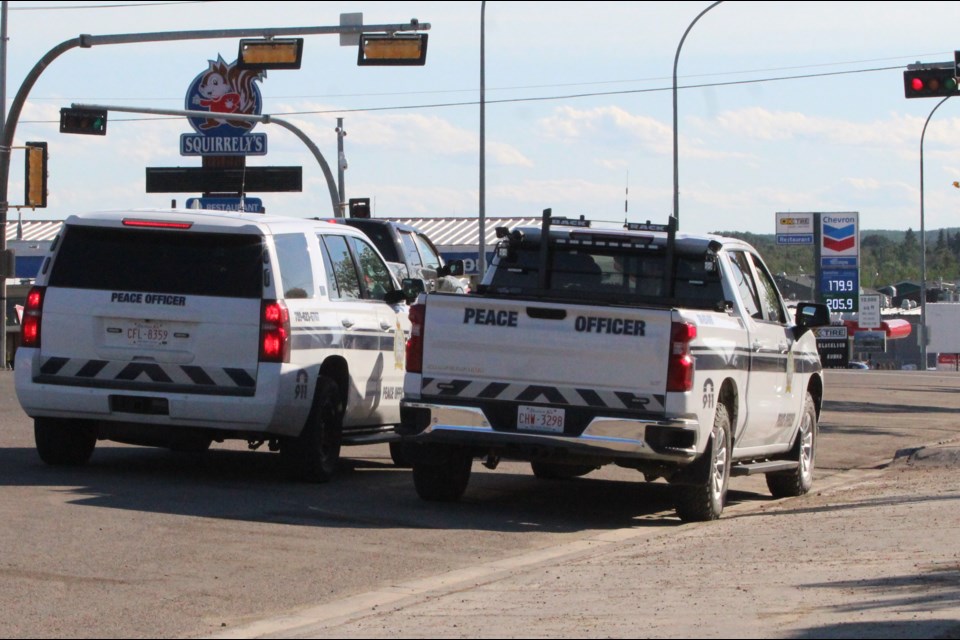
[
  {"left": 185, "top": 196, "right": 263, "bottom": 213},
  {"left": 775, "top": 212, "right": 814, "bottom": 245},
  {"left": 859, "top": 294, "right": 881, "bottom": 329},
  {"left": 815, "top": 325, "right": 849, "bottom": 369}
]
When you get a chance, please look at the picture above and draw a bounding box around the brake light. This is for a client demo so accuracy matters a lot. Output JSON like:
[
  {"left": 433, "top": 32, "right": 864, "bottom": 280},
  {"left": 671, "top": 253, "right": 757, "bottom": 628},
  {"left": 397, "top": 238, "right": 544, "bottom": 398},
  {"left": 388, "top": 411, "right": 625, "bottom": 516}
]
[
  {"left": 20, "top": 286, "right": 45, "bottom": 348},
  {"left": 666, "top": 321, "right": 696, "bottom": 392},
  {"left": 122, "top": 218, "right": 193, "bottom": 229},
  {"left": 406, "top": 302, "right": 425, "bottom": 373},
  {"left": 260, "top": 300, "right": 290, "bottom": 363}
]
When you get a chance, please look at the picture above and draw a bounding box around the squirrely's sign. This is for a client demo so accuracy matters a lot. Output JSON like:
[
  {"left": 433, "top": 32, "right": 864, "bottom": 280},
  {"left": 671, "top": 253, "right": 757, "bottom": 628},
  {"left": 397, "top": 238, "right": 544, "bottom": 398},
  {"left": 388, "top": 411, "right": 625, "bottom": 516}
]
[{"left": 180, "top": 55, "right": 267, "bottom": 156}]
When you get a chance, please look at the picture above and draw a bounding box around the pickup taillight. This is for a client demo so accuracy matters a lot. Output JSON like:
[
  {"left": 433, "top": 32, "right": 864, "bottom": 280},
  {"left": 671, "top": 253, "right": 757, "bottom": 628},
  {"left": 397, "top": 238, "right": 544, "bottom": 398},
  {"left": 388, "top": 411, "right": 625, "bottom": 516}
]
[
  {"left": 666, "top": 321, "right": 696, "bottom": 392},
  {"left": 20, "top": 286, "right": 45, "bottom": 348},
  {"left": 406, "top": 302, "right": 426, "bottom": 373},
  {"left": 260, "top": 300, "right": 290, "bottom": 363}
]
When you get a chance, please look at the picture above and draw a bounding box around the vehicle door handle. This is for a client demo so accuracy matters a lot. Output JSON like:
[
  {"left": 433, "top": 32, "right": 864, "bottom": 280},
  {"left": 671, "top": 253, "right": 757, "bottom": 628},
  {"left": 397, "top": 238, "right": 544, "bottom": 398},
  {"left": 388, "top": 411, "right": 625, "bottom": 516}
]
[
  {"left": 341, "top": 318, "right": 355, "bottom": 329},
  {"left": 752, "top": 340, "right": 763, "bottom": 352},
  {"left": 380, "top": 321, "right": 393, "bottom": 331},
  {"left": 779, "top": 342, "right": 788, "bottom": 353}
]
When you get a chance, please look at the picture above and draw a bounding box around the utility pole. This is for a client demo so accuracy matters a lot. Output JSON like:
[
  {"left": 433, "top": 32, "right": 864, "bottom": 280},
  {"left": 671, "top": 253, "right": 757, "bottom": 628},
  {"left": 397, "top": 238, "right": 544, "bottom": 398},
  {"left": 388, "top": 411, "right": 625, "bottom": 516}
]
[{"left": 336, "top": 117, "right": 347, "bottom": 216}]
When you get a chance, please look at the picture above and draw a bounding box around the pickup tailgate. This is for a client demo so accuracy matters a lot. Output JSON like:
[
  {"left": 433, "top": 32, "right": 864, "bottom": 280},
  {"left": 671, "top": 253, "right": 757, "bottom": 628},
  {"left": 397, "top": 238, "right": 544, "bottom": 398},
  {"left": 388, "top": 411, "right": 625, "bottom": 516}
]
[{"left": 418, "top": 294, "right": 673, "bottom": 418}]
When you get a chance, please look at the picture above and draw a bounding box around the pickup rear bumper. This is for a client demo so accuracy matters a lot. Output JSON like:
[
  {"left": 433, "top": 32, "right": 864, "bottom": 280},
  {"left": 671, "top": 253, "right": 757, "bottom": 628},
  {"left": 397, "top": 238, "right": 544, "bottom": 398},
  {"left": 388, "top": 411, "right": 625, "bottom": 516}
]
[{"left": 399, "top": 401, "right": 702, "bottom": 462}]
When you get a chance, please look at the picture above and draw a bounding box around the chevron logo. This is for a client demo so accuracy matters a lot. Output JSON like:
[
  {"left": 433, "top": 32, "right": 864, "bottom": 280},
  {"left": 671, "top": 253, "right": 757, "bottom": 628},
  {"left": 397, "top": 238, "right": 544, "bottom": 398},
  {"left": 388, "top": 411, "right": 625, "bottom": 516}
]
[{"left": 823, "top": 223, "right": 856, "bottom": 252}]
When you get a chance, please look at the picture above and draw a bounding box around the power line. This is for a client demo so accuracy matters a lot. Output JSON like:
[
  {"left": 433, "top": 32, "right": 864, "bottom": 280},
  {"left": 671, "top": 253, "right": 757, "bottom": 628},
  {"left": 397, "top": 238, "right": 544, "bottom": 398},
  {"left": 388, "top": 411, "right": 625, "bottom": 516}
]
[
  {"left": 10, "top": 2, "right": 212, "bottom": 10},
  {"left": 14, "top": 63, "right": 910, "bottom": 125}
]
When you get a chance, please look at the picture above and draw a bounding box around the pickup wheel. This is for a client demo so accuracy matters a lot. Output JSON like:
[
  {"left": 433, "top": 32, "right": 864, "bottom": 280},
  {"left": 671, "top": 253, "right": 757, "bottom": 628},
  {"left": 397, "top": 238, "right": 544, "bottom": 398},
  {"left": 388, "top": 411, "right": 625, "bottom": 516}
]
[
  {"left": 34, "top": 417, "right": 97, "bottom": 466},
  {"left": 530, "top": 462, "right": 596, "bottom": 479},
  {"left": 389, "top": 441, "right": 412, "bottom": 468},
  {"left": 674, "top": 403, "right": 732, "bottom": 522},
  {"left": 766, "top": 392, "right": 817, "bottom": 498},
  {"left": 412, "top": 446, "right": 473, "bottom": 502},
  {"left": 280, "top": 377, "right": 343, "bottom": 483}
]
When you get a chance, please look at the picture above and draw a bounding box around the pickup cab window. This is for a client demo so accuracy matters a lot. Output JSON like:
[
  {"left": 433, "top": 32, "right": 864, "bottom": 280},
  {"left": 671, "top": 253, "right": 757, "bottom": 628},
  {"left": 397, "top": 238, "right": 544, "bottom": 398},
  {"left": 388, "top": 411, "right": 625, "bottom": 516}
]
[
  {"left": 413, "top": 233, "right": 443, "bottom": 270},
  {"left": 399, "top": 232, "right": 423, "bottom": 268},
  {"left": 488, "top": 243, "right": 722, "bottom": 309}
]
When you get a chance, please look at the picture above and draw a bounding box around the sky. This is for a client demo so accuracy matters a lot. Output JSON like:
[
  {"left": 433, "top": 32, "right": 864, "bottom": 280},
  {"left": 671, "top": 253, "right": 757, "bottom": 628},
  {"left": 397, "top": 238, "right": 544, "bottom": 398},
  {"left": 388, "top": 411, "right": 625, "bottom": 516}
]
[{"left": 4, "top": 0, "right": 960, "bottom": 236}]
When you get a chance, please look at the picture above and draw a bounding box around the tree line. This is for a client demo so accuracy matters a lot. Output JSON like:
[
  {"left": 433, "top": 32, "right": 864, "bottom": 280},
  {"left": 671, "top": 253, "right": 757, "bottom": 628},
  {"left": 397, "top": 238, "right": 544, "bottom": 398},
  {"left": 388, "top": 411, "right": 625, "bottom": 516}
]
[{"left": 715, "top": 228, "right": 960, "bottom": 288}]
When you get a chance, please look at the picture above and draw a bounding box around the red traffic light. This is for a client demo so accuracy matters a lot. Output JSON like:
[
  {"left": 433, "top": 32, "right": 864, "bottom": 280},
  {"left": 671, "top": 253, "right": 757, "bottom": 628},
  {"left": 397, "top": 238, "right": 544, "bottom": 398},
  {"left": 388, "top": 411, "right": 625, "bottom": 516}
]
[{"left": 904, "top": 68, "right": 959, "bottom": 98}]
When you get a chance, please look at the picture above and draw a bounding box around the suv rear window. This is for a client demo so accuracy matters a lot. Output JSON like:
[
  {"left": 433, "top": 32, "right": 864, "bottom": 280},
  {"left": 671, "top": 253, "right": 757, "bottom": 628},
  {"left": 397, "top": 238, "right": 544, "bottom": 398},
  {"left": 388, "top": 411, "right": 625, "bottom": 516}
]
[{"left": 48, "top": 225, "right": 264, "bottom": 298}]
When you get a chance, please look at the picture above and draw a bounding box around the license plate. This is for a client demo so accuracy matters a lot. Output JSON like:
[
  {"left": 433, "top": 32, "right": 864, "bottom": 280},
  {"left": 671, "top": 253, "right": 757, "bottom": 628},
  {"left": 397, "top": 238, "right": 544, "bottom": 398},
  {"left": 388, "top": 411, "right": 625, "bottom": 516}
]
[
  {"left": 127, "top": 321, "right": 169, "bottom": 347},
  {"left": 517, "top": 405, "right": 565, "bottom": 433}
]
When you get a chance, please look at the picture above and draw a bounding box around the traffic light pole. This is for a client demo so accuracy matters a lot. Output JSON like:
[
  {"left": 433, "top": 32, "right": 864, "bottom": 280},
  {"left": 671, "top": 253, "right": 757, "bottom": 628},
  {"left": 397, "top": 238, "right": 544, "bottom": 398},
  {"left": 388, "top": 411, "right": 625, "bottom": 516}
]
[
  {"left": 918, "top": 95, "right": 950, "bottom": 370},
  {"left": 0, "top": 19, "right": 429, "bottom": 368},
  {"left": 73, "top": 103, "right": 341, "bottom": 216}
]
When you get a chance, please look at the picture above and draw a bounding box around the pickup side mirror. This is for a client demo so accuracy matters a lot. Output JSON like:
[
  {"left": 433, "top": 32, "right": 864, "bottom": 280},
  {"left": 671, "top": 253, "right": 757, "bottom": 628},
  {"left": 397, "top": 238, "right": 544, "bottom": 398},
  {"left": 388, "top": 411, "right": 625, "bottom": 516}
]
[
  {"left": 793, "top": 302, "right": 830, "bottom": 338},
  {"left": 401, "top": 277, "right": 426, "bottom": 303},
  {"left": 439, "top": 259, "right": 465, "bottom": 278}
]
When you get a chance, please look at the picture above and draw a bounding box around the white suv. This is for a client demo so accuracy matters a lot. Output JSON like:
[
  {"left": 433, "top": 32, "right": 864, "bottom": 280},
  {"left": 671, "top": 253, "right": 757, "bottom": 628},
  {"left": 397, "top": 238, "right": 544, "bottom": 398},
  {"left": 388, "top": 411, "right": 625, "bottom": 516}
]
[{"left": 15, "top": 209, "right": 414, "bottom": 482}]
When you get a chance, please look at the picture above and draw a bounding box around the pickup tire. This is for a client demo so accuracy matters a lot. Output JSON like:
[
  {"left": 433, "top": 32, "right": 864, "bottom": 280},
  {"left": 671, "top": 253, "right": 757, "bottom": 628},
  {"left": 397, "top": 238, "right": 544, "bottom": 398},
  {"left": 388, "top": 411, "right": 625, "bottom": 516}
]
[
  {"left": 766, "top": 392, "right": 817, "bottom": 498},
  {"left": 530, "top": 462, "right": 596, "bottom": 479},
  {"left": 674, "top": 403, "right": 732, "bottom": 522},
  {"left": 280, "top": 377, "right": 343, "bottom": 483},
  {"left": 412, "top": 446, "right": 473, "bottom": 501},
  {"left": 35, "top": 417, "right": 97, "bottom": 466},
  {"left": 389, "top": 441, "right": 413, "bottom": 468}
]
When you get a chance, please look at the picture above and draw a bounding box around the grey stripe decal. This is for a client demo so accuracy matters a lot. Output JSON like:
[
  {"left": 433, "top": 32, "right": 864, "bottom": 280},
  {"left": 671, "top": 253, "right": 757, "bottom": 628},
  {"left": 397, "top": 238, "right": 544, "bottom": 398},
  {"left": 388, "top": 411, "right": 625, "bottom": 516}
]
[
  {"left": 421, "top": 378, "right": 666, "bottom": 413},
  {"left": 517, "top": 385, "right": 567, "bottom": 404},
  {"left": 76, "top": 360, "right": 108, "bottom": 378},
  {"left": 117, "top": 363, "right": 173, "bottom": 383},
  {"left": 478, "top": 382, "right": 510, "bottom": 399},
  {"left": 35, "top": 357, "right": 257, "bottom": 396},
  {"left": 40, "top": 357, "right": 69, "bottom": 375},
  {"left": 182, "top": 366, "right": 216, "bottom": 386},
  {"left": 225, "top": 368, "right": 256, "bottom": 388}
]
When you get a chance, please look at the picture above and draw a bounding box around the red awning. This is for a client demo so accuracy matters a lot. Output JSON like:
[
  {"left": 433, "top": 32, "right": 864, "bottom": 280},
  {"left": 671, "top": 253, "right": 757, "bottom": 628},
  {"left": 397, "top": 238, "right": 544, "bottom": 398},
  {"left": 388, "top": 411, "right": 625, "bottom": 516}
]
[{"left": 841, "top": 318, "right": 912, "bottom": 340}]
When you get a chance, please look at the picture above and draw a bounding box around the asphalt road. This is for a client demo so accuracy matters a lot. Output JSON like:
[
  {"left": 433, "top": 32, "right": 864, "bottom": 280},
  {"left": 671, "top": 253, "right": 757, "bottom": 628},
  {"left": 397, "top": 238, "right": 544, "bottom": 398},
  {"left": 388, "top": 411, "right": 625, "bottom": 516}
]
[{"left": 1, "top": 369, "right": 958, "bottom": 638}]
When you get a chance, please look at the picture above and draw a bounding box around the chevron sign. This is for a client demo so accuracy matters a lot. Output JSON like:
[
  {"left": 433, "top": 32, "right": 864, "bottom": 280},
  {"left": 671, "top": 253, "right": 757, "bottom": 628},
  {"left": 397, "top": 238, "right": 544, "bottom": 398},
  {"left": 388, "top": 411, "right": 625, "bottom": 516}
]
[{"left": 821, "top": 213, "right": 858, "bottom": 256}]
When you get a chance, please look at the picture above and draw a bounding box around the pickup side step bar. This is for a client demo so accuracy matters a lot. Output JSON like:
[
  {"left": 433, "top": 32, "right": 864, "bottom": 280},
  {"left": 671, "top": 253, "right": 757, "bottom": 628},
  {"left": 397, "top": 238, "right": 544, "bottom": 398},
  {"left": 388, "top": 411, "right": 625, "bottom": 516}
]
[{"left": 731, "top": 460, "right": 799, "bottom": 477}]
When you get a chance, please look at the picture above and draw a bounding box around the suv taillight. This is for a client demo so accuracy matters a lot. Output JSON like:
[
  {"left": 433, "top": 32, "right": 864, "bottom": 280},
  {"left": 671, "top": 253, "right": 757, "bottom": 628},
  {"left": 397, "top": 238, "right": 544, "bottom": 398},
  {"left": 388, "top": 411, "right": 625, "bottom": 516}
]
[
  {"left": 406, "top": 302, "right": 426, "bottom": 373},
  {"left": 666, "top": 321, "right": 696, "bottom": 392},
  {"left": 260, "top": 300, "right": 290, "bottom": 363},
  {"left": 20, "top": 286, "right": 45, "bottom": 348}
]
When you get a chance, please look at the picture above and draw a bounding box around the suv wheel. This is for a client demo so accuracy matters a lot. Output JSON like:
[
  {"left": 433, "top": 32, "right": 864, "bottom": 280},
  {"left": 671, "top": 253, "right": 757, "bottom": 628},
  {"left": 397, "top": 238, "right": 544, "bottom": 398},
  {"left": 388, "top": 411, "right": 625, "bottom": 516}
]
[
  {"left": 280, "top": 377, "right": 343, "bottom": 483},
  {"left": 34, "top": 417, "right": 97, "bottom": 466}
]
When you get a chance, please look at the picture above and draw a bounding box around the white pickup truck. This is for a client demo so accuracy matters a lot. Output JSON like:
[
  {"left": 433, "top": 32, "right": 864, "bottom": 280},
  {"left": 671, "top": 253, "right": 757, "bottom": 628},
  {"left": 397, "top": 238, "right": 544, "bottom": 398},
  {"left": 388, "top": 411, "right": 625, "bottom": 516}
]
[{"left": 398, "top": 211, "right": 830, "bottom": 521}]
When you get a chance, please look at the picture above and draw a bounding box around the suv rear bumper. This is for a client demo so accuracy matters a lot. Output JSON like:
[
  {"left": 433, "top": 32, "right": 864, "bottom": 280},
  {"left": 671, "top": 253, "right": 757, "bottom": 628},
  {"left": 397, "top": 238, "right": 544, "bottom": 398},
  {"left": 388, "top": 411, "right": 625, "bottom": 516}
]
[
  {"left": 14, "top": 350, "right": 306, "bottom": 437},
  {"left": 399, "top": 400, "right": 702, "bottom": 461}
]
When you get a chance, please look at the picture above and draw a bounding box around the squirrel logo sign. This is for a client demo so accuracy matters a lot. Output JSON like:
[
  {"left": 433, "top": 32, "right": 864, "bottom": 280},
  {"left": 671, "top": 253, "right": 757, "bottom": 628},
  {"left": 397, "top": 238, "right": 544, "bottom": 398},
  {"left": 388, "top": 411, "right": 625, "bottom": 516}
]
[{"left": 185, "top": 56, "right": 264, "bottom": 134}]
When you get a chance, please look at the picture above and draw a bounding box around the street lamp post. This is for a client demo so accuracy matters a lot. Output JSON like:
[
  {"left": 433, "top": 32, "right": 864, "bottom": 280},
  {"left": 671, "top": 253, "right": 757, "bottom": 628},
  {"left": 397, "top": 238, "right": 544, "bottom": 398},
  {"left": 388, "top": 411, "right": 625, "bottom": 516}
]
[
  {"left": 672, "top": 1, "right": 722, "bottom": 229},
  {"left": 919, "top": 95, "right": 950, "bottom": 370},
  {"left": 478, "top": 0, "right": 487, "bottom": 280}
]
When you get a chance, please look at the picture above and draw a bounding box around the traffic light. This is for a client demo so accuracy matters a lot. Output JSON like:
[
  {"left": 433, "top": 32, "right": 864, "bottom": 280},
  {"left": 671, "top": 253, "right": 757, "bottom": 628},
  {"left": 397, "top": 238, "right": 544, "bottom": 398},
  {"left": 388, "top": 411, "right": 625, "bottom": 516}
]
[
  {"left": 903, "top": 68, "right": 959, "bottom": 98},
  {"left": 59, "top": 108, "right": 107, "bottom": 135},
  {"left": 24, "top": 142, "right": 47, "bottom": 208},
  {"left": 349, "top": 197, "right": 371, "bottom": 218}
]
